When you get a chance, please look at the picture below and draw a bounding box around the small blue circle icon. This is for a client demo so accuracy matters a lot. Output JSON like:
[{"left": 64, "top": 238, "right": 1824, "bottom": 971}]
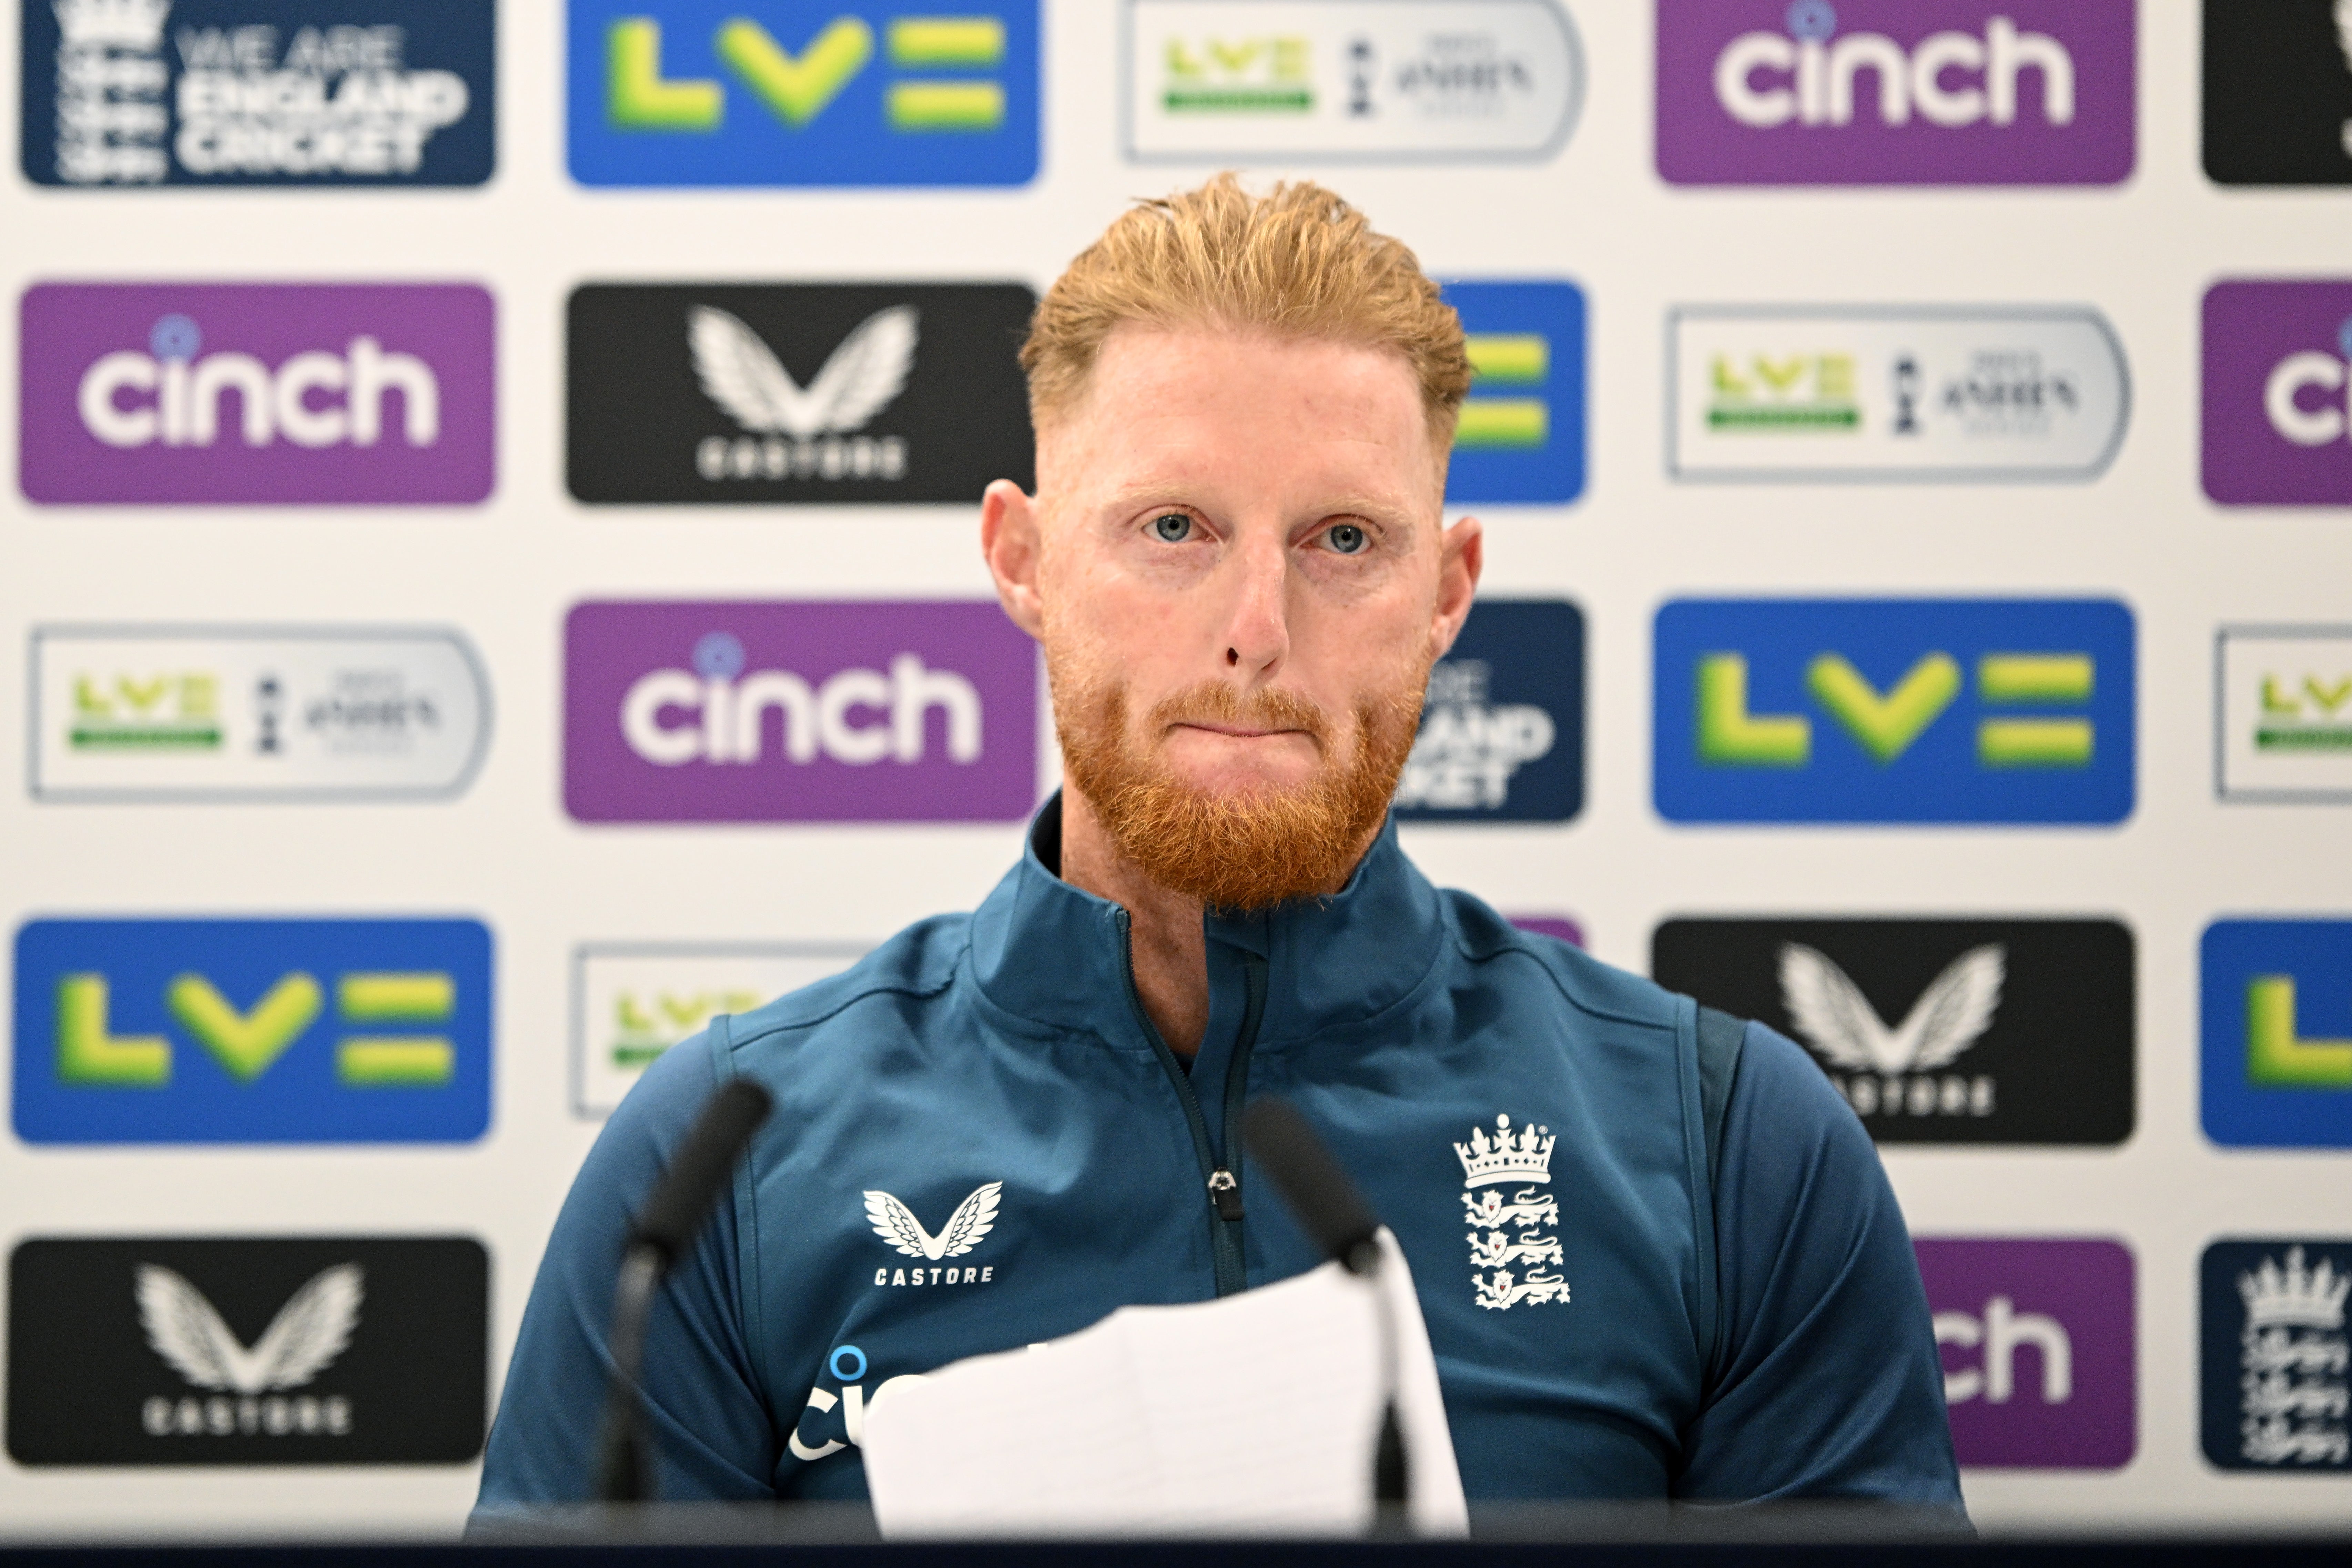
[
  {"left": 829, "top": 1345, "right": 868, "bottom": 1383},
  {"left": 692, "top": 631, "right": 746, "bottom": 680},
  {"left": 2336, "top": 316, "right": 2352, "bottom": 361},
  {"left": 149, "top": 314, "right": 201, "bottom": 360},
  {"left": 1787, "top": 0, "right": 1837, "bottom": 41}
]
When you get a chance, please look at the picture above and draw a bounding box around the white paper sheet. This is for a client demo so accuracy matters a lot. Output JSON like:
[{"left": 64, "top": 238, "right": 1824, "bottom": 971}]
[{"left": 860, "top": 1231, "right": 1468, "bottom": 1539}]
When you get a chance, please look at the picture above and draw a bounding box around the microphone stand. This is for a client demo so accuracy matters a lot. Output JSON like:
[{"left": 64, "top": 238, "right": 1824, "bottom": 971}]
[
  {"left": 1243, "top": 1098, "right": 1411, "bottom": 1532},
  {"left": 595, "top": 1244, "right": 664, "bottom": 1503},
  {"left": 594, "top": 1079, "right": 774, "bottom": 1505}
]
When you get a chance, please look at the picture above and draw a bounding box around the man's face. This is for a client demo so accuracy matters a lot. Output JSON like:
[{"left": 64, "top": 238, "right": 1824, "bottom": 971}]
[{"left": 984, "top": 324, "right": 1481, "bottom": 908}]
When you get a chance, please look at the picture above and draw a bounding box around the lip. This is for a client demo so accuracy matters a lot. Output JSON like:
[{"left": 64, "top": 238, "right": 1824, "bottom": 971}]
[{"left": 1170, "top": 721, "right": 1308, "bottom": 740}]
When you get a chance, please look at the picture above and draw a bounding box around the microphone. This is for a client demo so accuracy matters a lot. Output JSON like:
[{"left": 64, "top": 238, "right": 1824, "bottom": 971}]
[
  {"left": 1242, "top": 1099, "right": 1409, "bottom": 1519},
  {"left": 595, "top": 1079, "right": 773, "bottom": 1503}
]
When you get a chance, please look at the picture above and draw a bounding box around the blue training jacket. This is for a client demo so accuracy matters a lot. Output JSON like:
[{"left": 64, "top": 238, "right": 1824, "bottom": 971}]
[{"left": 474, "top": 799, "right": 1963, "bottom": 1513}]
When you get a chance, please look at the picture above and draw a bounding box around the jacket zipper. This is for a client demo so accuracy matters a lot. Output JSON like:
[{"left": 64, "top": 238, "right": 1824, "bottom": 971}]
[{"left": 1116, "top": 909, "right": 1267, "bottom": 1297}]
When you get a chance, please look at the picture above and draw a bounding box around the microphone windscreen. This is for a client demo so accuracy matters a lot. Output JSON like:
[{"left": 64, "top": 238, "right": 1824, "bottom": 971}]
[
  {"left": 631, "top": 1079, "right": 774, "bottom": 1267},
  {"left": 1244, "top": 1098, "right": 1381, "bottom": 1274}
]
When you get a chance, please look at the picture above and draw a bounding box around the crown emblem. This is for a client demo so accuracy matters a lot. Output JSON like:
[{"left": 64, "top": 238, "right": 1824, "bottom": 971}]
[
  {"left": 2239, "top": 1246, "right": 2350, "bottom": 1331},
  {"left": 1454, "top": 1113, "right": 1555, "bottom": 1190},
  {"left": 53, "top": 0, "right": 171, "bottom": 48}
]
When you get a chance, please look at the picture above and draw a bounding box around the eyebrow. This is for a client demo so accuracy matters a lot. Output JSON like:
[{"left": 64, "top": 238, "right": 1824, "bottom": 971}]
[{"left": 1095, "top": 483, "right": 1423, "bottom": 524}]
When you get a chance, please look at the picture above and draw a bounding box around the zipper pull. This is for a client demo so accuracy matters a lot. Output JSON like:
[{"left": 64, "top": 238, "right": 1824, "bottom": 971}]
[{"left": 1206, "top": 1168, "right": 1244, "bottom": 1222}]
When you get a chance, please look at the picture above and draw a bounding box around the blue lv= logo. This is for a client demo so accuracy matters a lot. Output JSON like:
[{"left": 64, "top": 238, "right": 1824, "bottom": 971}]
[
  {"left": 1695, "top": 651, "right": 2097, "bottom": 768},
  {"left": 56, "top": 970, "right": 458, "bottom": 1088},
  {"left": 607, "top": 12, "right": 1007, "bottom": 132}
]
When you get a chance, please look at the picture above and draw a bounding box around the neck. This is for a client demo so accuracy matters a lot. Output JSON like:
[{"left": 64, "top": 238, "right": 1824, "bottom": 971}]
[
  {"left": 1058, "top": 786, "right": 1214, "bottom": 1057},
  {"left": 1055, "top": 786, "right": 1378, "bottom": 1059}
]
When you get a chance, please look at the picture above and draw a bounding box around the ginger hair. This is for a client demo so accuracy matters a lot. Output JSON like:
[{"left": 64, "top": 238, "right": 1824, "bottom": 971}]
[{"left": 1020, "top": 173, "right": 1471, "bottom": 441}]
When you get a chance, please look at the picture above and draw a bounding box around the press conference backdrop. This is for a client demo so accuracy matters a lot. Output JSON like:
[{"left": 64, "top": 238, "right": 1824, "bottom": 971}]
[{"left": 1, "top": 0, "right": 2348, "bottom": 1538}]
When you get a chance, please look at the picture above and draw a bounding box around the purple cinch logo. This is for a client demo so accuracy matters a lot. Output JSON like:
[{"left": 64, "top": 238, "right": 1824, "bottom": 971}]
[
  {"left": 564, "top": 600, "right": 1040, "bottom": 823},
  {"left": 18, "top": 283, "right": 495, "bottom": 504},
  {"left": 2203, "top": 281, "right": 2352, "bottom": 505},
  {"left": 1655, "top": 0, "right": 2135, "bottom": 185},
  {"left": 1916, "top": 1237, "right": 2136, "bottom": 1469}
]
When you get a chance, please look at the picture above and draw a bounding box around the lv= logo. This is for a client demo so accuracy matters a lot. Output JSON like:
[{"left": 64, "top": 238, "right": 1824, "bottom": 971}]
[
  {"left": 1701, "top": 651, "right": 2095, "bottom": 768},
  {"left": 609, "top": 14, "right": 1007, "bottom": 132},
  {"left": 58, "top": 970, "right": 457, "bottom": 1088}
]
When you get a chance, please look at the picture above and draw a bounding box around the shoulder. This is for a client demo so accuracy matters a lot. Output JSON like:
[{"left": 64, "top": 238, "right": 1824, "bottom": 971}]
[
  {"left": 722, "top": 913, "right": 971, "bottom": 1051},
  {"left": 1722, "top": 1019, "right": 1878, "bottom": 1167},
  {"left": 1439, "top": 888, "right": 1684, "bottom": 1033}
]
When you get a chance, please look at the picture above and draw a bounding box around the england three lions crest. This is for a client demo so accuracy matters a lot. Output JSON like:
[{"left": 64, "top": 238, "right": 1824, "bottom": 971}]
[{"left": 1456, "top": 1113, "right": 1569, "bottom": 1311}]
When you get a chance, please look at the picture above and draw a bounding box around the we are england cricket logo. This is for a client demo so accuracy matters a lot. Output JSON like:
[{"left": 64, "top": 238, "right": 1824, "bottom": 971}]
[
  {"left": 22, "top": 0, "right": 494, "bottom": 187},
  {"left": 566, "top": 282, "right": 1034, "bottom": 504}
]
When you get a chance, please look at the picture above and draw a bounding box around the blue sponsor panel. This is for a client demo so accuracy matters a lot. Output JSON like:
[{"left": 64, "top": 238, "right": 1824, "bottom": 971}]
[
  {"left": 1395, "top": 599, "right": 1583, "bottom": 823},
  {"left": 1440, "top": 282, "right": 1586, "bottom": 506},
  {"left": 567, "top": 1, "right": 1039, "bottom": 186},
  {"left": 13, "top": 919, "right": 492, "bottom": 1144},
  {"left": 2202, "top": 919, "right": 2352, "bottom": 1150},
  {"left": 1652, "top": 598, "right": 2135, "bottom": 824},
  {"left": 22, "top": 0, "right": 495, "bottom": 187}
]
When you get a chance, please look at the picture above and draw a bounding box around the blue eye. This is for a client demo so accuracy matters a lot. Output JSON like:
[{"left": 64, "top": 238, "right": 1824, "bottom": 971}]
[
  {"left": 1325, "top": 523, "right": 1369, "bottom": 555},
  {"left": 1152, "top": 513, "right": 1193, "bottom": 543}
]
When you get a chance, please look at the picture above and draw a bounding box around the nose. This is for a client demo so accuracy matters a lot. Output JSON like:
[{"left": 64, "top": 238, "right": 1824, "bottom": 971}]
[{"left": 1219, "top": 527, "right": 1290, "bottom": 679}]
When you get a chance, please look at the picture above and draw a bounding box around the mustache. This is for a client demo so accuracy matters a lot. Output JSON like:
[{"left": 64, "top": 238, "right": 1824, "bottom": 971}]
[{"left": 1146, "top": 682, "right": 1333, "bottom": 742}]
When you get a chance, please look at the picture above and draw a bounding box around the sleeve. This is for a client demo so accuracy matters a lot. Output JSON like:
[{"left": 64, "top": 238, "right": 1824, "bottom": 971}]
[
  {"left": 467, "top": 1027, "right": 780, "bottom": 1527},
  {"left": 1672, "top": 1021, "right": 1968, "bottom": 1521}
]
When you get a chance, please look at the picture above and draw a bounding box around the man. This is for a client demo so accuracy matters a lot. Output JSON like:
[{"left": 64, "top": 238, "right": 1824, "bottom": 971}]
[{"left": 475, "top": 177, "right": 1963, "bottom": 1516}]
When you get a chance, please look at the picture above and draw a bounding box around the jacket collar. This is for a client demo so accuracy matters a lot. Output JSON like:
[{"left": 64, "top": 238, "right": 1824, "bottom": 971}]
[{"left": 967, "top": 791, "right": 1449, "bottom": 1052}]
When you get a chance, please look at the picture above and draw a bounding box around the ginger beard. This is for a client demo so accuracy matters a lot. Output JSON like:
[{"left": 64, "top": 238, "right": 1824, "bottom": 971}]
[{"left": 1050, "top": 650, "right": 1430, "bottom": 912}]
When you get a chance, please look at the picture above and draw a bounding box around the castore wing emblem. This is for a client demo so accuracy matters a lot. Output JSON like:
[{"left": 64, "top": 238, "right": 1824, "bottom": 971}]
[{"left": 864, "top": 1181, "right": 1002, "bottom": 1260}]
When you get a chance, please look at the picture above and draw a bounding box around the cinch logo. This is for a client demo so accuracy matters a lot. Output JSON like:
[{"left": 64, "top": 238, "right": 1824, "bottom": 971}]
[
  {"left": 565, "top": 600, "right": 1037, "bottom": 822},
  {"left": 1123, "top": 0, "right": 1583, "bottom": 163},
  {"left": 1669, "top": 306, "right": 2129, "bottom": 480},
  {"left": 566, "top": 283, "right": 1034, "bottom": 505},
  {"left": 30, "top": 627, "right": 490, "bottom": 802},
  {"left": 1656, "top": 0, "right": 2134, "bottom": 185},
  {"left": 567, "top": 2, "right": 1038, "bottom": 186},
  {"left": 2202, "top": 920, "right": 2352, "bottom": 1150},
  {"left": 1653, "top": 598, "right": 2135, "bottom": 824},
  {"left": 2203, "top": 282, "right": 2352, "bottom": 505},
  {"left": 1651, "top": 918, "right": 2134, "bottom": 1146},
  {"left": 19, "top": 283, "right": 494, "bottom": 505},
  {"left": 11, "top": 918, "right": 493, "bottom": 1144},
  {"left": 20, "top": 0, "right": 495, "bottom": 187},
  {"left": 618, "top": 633, "right": 981, "bottom": 769},
  {"left": 2217, "top": 626, "right": 2352, "bottom": 802},
  {"left": 2201, "top": 1240, "right": 2352, "bottom": 1472},
  {"left": 572, "top": 944, "right": 862, "bottom": 1115},
  {"left": 5, "top": 1237, "right": 487, "bottom": 1466},
  {"left": 1395, "top": 600, "right": 1583, "bottom": 823},
  {"left": 1916, "top": 1238, "right": 2135, "bottom": 1469},
  {"left": 2203, "top": 0, "right": 2352, "bottom": 187},
  {"left": 76, "top": 316, "right": 440, "bottom": 452},
  {"left": 1440, "top": 281, "right": 1586, "bottom": 506}
]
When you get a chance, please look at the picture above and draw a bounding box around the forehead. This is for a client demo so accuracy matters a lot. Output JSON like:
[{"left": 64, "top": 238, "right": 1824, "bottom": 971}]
[{"left": 1039, "top": 325, "right": 1439, "bottom": 507}]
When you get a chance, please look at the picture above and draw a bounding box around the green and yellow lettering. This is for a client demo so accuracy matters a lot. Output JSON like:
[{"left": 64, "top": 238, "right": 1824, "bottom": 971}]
[
  {"left": 55, "top": 974, "right": 169, "bottom": 1087},
  {"left": 1696, "top": 654, "right": 1809, "bottom": 766},
  {"left": 1807, "top": 652, "right": 1959, "bottom": 763},
  {"left": 168, "top": 972, "right": 322, "bottom": 1082},
  {"left": 2246, "top": 976, "right": 2352, "bottom": 1089},
  {"left": 607, "top": 18, "right": 723, "bottom": 130},
  {"left": 719, "top": 17, "right": 873, "bottom": 128}
]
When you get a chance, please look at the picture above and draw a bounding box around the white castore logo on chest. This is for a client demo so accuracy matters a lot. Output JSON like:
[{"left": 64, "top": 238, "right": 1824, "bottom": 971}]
[
  {"left": 864, "top": 1181, "right": 1002, "bottom": 1288},
  {"left": 1456, "top": 1114, "right": 1569, "bottom": 1310}
]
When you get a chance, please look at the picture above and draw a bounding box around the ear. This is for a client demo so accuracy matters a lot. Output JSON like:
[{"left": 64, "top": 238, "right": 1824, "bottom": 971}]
[
  {"left": 981, "top": 478, "right": 1046, "bottom": 641},
  {"left": 1430, "top": 515, "right": 1484, "bottom": 659}
]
